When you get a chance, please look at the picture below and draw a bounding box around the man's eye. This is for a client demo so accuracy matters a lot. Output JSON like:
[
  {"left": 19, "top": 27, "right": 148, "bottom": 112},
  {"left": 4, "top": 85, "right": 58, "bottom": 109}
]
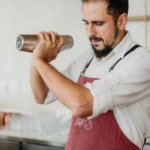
[
  {"left": 96, "top": 23, "right": 103, "bottom": 26},
  {"left": 85, "top": 22, "right": 89, "bottom": 25}
]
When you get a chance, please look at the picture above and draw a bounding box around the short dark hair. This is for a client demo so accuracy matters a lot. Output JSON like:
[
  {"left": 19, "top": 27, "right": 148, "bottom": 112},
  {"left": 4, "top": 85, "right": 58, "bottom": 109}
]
[{"left": 81, "top": 0, "right": 129, "bottom": 24}]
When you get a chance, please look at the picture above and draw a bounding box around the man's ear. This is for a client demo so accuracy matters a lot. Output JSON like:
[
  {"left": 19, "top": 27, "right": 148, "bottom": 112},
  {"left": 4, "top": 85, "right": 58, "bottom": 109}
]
[{"left": 117, "top": 13, "right": 128, "bottom": 30}]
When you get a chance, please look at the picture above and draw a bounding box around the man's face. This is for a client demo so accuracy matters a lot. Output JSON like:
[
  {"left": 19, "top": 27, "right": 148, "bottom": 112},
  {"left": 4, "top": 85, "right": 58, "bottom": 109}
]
[{"left": 82, "top": 1, "right": 119, "bottom": 58}]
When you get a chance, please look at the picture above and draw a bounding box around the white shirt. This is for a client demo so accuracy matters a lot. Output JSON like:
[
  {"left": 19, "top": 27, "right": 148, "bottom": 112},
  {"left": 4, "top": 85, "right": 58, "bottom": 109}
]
[{"left": 45, "top": 32, "right": 150, "bottom": 149}]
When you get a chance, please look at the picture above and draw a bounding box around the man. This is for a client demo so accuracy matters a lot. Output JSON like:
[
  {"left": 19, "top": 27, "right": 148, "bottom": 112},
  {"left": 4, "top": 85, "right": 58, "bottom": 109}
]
[{"left": 30, "top": 0, "right": 150, "bottom": 149}]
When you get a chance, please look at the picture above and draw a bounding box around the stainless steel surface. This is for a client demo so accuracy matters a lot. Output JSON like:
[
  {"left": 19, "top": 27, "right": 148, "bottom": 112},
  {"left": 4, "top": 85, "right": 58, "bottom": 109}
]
[
  {"left": 16, "top": 34, "right": 74, "bottom": 53},
  {"left": 22, "top": 142, "right": 65, "bottom": 150},
  {"left": 143, "top": 145, "right": 150, "bottom": 150},
  {"left": 0, "top": 138, "right": 20, "bottom": 150},
  {"left": 0, "top": 110, "right": 71, "bottom": 148},
  {"left": 0, "top": 134, "right": 66, "bottom": 148},
  {"left": 0, "top": 109, "right": 149, "bottom": 149}
]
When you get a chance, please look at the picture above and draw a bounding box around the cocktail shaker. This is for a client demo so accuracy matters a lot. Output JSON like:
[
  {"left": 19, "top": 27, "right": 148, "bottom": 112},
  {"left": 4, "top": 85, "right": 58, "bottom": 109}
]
[{"left": 16, "top": 35, "right": 74, "bottom": 53}]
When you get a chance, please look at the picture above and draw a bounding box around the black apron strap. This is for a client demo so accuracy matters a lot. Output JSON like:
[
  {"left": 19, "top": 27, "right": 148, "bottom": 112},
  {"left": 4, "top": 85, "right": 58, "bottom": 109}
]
[
  {"left": 78, "top": 57, "right": 94, "bottom": 81},
  {"left": 109, "top": 45, "right": 141, "bottom": 72},
  {"left": 78, "top": 44, "right": 141, "bottom": 81}
]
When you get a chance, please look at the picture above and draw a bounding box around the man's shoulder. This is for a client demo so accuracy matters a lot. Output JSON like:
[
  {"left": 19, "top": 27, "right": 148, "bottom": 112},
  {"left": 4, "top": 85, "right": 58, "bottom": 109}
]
[
  {"left": 124, "top": 43, "right": 150, "bottom": 69},
  {"left": 129, "top": 42, "right": 150, "bottom": 57},
  {"left": 134, "top": 46, "right": 150, "bottom": 57}
]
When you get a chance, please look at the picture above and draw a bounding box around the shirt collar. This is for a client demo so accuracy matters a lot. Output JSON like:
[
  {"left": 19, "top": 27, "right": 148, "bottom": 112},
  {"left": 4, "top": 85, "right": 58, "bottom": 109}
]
[{"left": 112, "top": 31, "right": 133, "bottom": 58}]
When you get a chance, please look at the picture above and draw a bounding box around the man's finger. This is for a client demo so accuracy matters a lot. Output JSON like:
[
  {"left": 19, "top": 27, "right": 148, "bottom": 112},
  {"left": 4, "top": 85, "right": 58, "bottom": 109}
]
[
  {"left": 42, "top": 31, "right": 51, "bottom": 41},
  {"left": 37, "top": 31, "right": 46, "bottom": 41},
  {"left": 55, "top": 32, "right": 58, "bottom": 36},
  {"left": 48, "top": 31, "right": 57, "bottom": 45},
  {"left": 57, "top": 36, "right": 64, "bottom": 50},
  {"left": 51, "top": 56, "right": 57, "bottom": 60},
  {"left": 51, "top": 53, "right": 59, "bottom": 60},
  {"left": 47, "top": 51, "right": 60, "bottom": 62}
]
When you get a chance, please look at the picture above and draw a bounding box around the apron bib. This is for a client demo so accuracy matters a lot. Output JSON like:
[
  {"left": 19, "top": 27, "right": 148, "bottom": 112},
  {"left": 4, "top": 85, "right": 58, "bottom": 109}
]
[
  {"left": 65, "top": 75, "right": 140, "bottom": 150},
  {"left": 66, "top": 45, "right": 143, "bottom": 150}
]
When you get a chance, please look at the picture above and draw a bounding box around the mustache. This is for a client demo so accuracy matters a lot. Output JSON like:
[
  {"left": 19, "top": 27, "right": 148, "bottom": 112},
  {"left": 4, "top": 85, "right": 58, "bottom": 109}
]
[{"left": 89, "top": 37, "right": 104, "bottom": 42}]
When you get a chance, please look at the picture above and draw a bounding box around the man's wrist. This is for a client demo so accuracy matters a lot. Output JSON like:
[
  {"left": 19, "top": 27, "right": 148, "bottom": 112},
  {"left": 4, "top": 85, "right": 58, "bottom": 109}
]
[{"left": 32, "top": 55, "right": 48, "bottom": 64}]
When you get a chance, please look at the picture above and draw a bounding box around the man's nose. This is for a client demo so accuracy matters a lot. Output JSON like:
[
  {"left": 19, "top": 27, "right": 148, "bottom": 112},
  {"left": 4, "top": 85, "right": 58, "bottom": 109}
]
[{"left": 86, "top": 25, "right": 96, "bottom": 38}]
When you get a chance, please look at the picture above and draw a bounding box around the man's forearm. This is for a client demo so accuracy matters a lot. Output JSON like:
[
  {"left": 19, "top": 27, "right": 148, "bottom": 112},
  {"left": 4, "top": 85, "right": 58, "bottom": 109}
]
[
  {"left": 30, "top": 57, "right": 49, "bottom": 104},
  {"left": 33, "top": 57, "right": 93, "bottom": 117}
]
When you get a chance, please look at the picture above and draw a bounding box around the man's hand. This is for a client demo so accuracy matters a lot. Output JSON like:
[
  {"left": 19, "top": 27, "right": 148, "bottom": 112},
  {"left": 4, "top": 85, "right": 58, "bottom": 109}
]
[
  {"left": 33, "top": 31, "right": 64, "bottom": 62},
  {"left": 47, "top": 50, "right": 60, "bottom": 63},
  {"left": 30, "top": 31, "right": 62, "bottom": 104}
]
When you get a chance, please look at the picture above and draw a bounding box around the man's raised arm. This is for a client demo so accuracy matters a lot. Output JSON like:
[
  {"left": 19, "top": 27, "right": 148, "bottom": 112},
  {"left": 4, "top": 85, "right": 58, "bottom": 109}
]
[
  {"left": 30, "top": 32, "right": 60, "bottom": 104},
  {"left": 30, "top": 57, "right": 49, "bottom": 104}
]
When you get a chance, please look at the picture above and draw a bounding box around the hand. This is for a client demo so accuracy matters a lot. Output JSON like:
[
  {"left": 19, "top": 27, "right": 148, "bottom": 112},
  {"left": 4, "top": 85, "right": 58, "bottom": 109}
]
[
  {"left": 47, "top": 50, "right": 60, "bottom": 63},
  {"left": 33, "top": 31, "right": 64, "bottom": 62}
]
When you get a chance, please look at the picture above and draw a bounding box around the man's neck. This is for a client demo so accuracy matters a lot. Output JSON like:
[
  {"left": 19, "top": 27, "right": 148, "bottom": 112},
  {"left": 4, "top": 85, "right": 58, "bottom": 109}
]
[
  {"left": 112, "top": 30, "right": 127, "bottom": 50},
  {"left": 98, "top": 31, "right": 127, "bottom": 61}
]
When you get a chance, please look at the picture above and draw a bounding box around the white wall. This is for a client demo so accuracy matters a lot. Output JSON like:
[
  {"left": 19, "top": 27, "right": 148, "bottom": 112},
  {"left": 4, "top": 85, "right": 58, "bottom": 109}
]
[
  {"left": 127, "top": 0, "right": 150, "bottom": 48},
  {"left": 0, "top": 0, "right": 149, "bottom": 113}
]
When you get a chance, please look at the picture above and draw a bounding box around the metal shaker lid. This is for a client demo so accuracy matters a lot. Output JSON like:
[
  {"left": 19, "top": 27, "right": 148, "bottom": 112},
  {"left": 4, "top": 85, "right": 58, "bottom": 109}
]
[{"left": 16, "top": 35, "right": 24, "bottom": 50}]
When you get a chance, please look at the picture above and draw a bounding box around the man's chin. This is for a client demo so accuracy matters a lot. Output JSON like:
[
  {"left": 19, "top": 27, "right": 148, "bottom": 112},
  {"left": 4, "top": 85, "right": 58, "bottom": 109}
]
[
  {"left": 92, "top": 45, "right": 104, "bottom": 51},
  {"left": 91, "top": 43, "right": 113, "bottom": 59}
]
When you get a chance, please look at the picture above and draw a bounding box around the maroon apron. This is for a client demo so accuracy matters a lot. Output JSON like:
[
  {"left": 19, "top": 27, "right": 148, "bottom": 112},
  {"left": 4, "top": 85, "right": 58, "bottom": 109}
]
[{"left": 65, "top": 75, "right": 140, "bottom": 150}]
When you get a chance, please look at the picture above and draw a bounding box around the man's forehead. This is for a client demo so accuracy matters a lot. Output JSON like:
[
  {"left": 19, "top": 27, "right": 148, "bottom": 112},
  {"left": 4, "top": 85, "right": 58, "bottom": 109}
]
[
  {"left": 82, "top": 1, "right": 108, "bottom": 16},
  {"left": 82, "top": 1, "right": 109, "bottom": 20}
]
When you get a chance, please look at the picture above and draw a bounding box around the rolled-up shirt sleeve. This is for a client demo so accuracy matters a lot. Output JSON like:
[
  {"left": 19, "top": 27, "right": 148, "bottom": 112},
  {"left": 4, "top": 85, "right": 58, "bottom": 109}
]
[
  {"left": 86, "top": 50, "right": 150, "bottom": 119},
  {"left": 85, "top": 76, "right": 120, "bottom": 119}
]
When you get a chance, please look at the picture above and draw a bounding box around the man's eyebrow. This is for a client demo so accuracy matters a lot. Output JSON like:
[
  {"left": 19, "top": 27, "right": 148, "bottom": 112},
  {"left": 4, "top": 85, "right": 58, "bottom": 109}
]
[
  {"left": 92, "top": 21, "right": 105, "bottom": 23},
  {"left": 82, "top": 19, "right": 105, "bottom": 23},
  {"left": 82, "top": 19, "right": 88, "bottom": 22}
]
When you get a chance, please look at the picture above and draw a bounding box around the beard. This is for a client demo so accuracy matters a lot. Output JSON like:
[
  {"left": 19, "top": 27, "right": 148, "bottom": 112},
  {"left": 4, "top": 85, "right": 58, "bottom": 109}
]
[{"left": 90, "top": 26, "right": 119, "bottom": 59}]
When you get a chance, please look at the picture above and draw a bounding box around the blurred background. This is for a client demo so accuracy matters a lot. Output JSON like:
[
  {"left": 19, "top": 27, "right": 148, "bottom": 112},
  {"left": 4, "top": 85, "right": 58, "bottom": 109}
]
[{"left": 0, "top": 0, "right": 149, "bottom": 149}]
